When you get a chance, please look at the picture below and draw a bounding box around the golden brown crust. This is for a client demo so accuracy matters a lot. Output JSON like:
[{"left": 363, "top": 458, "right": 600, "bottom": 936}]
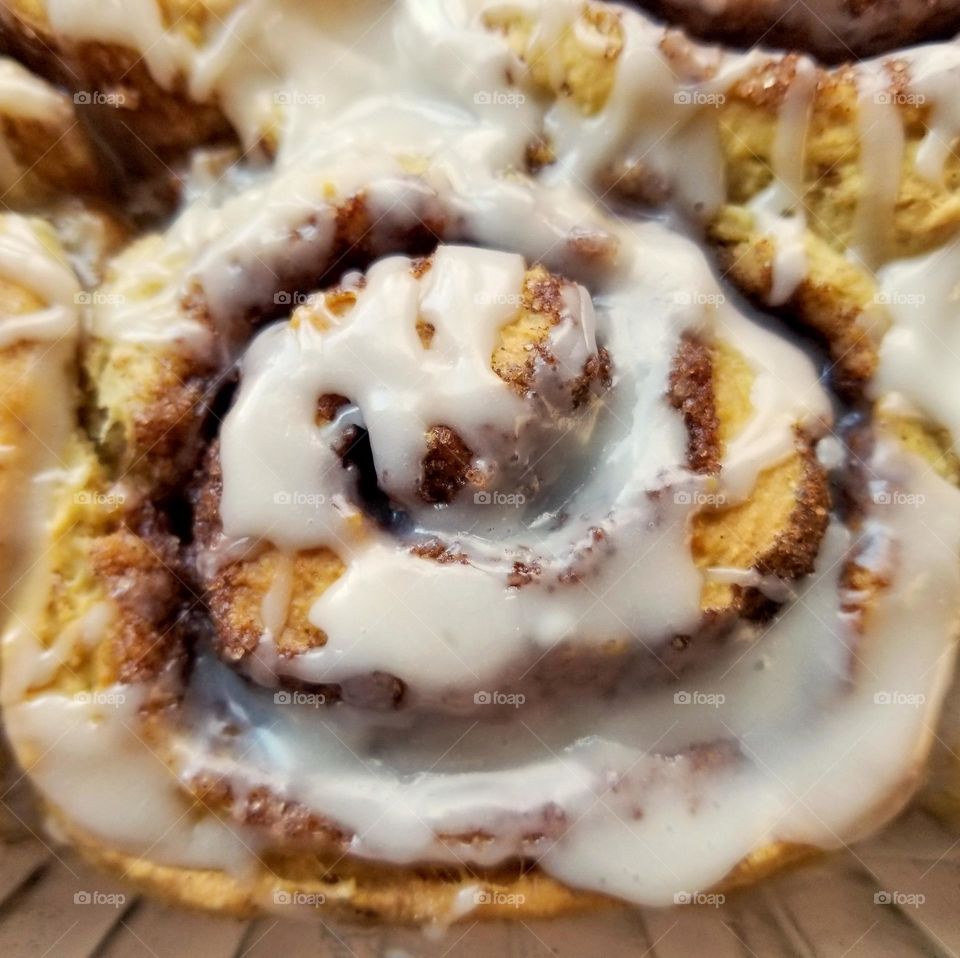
[
  {"left": 707, "top": 59, "right": 960, "bottom": 390},
  {"left": 484, "top": 4, "right": 624, "bottom": 116},
  {"left": 709, "top": 206, "right": 883, "bottom": 391},
  {"left": 84, "top": 335, "right": 215, "bottom": 489},
  {"left": 89, "top": 521, "right": 186, "bottom": 683},
  {"left": 70, "top": 828, "right": 612, "bottom": 923},
  {"left": 190, "top": 442, "right": 346, "bottom": 665},
  {"left": 693, "top": 435, "right": 830, "bottom": 615},
  {"left": 210, "top": 548, "right": 344, "bottom": 661},
  {"left": 876, "top": 408, "right": 960, "bottom": 484},
  {"left": 57, "top": 808, "right": 815, "bottom": 923},
  {"left": 753, "top": 440, "right": 831, "bottom": 581}
]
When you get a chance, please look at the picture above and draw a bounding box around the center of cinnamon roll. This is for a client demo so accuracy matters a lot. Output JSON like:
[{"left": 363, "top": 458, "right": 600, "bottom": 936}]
[
  {"left": 193, "top": 245, "right": 628, "bottom": 702},
  {"left": 302, "top": 249, "right": 612, "bottom": 527},
  {"left": 190, "top": 236, "right": 831, "bottom": 709},
  {"left": 211, "top": 246, "right": 612, "bottom": 548}
]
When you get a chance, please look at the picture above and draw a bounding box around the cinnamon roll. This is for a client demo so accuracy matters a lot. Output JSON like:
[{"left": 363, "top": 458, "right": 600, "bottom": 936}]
[{"left": 1, "top": 0, "right": 959, "bottom": 928}]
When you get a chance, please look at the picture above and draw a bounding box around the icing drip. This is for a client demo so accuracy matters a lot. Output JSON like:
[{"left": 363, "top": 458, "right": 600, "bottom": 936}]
[
  {"left": 0, "top": 58, "right": 70, "bottom": 121},
  {"left": 0, "top": 216, "right": 79, "bottom": 346},
  {"left": 899, "top": 43, "right": 960, "bottom": 186},
  {"left": 748, "top": 57, "right": 817, "bottom": 306},
  {"left": 874, "top": 240, "right": 960, "bottom": 440},
  {"left": 851, "top": 65, "right": 905, "bottom": 270}
]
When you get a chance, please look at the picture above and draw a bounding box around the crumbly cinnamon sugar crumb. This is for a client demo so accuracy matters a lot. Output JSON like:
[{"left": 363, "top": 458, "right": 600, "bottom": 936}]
[
  {"left": 316, "top": 392, "right": 350, "bottom": 425},
  {"left": 668, "top": 333, "right": 721, "bottom": 475},
  {"left": 419, "top": 425, "right": 474, "bottom": 505}
]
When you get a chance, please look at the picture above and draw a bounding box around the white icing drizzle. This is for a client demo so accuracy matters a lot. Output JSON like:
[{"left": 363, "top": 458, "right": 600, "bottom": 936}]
[
  {"left": 215, "top": 231, "right": 826, "bottom": 696},
  {"left": 748, "top": 57, "right": 817, "bottom": 306},
  {"left": 716, "top": 305, "right": 828, "bottom": 498},
  {"left": 874, "top": 239, "right": 960, "bottom": 440},
  {"left": 899, "top": 43, "right": 960, "bottom": 185},
  {"left": 0, "top": 215, "right": 79, "bottom": 347},
  {"left": 2, "top": 685, "right": 255, "bottom": 871},
  {"left": 0, "top": 58, "right": 70, "bottom": 122},
  {"left": 534, "top": 3, "right": 765, "bottom": 220},
  {"left": 851, "top": 64, "right": 905, "bottom": 270},
  {"left": 6, "top": 441, "right": 958, "bottom": 906},
  {"left": 66, "top": 0, "right": 960, "bottom": 364},
  {"left": 223, "top": 246, "right": 537, "bottom": 541},
  {"left": 3, "top": 0, "right": 960, "bottom": 916}
]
